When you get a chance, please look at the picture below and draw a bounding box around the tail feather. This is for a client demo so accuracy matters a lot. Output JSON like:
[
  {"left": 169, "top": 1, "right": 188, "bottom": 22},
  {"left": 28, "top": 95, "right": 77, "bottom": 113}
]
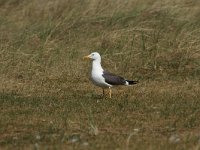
[{"left": 125, "top": 80, "right": 139, "bottom": 85}]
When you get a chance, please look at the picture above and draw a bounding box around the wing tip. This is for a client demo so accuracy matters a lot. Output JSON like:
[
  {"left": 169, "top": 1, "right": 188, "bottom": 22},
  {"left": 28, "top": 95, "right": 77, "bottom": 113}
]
[{"left": 125, "top": 80, "right": 139, "bottom": 85}]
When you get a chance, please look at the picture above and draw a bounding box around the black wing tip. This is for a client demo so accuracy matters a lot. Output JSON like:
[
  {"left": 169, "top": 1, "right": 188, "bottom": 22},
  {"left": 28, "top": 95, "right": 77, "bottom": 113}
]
[{"left": 126, "top": 80, "right": 139, "bottom": 85}]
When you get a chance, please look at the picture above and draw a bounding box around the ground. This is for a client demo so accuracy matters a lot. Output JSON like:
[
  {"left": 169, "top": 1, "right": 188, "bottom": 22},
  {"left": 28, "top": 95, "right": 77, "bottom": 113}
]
[{"left": 0, "top": 0, "right": 200, "bottom": 149}]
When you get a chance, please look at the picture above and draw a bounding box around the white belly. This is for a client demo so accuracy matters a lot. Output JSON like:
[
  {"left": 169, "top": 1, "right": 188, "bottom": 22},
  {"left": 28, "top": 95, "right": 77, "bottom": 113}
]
[{"left": 91, "top": 73, "right": 111, "bottom": 88}]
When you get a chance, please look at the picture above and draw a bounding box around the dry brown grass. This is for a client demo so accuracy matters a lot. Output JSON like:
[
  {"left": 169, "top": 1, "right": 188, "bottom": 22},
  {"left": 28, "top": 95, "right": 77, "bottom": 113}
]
[{"left": 0, "top": 0, "right": 200, "bottom": 149}]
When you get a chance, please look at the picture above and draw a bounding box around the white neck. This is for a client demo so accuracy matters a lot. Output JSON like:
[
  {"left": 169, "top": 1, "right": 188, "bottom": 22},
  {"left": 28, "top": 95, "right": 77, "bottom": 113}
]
[{"left": 92, "top": 59, "right": 103, "bottom": 73}]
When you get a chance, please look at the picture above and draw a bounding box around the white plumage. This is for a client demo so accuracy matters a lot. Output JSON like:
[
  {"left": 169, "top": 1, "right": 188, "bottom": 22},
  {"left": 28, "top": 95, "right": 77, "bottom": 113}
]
[
  {"left": 90, "top": 53, "right": 112, "bottom": 88},
  {"left": 84, "top": 52, "right": 138, "bottom": 98}
]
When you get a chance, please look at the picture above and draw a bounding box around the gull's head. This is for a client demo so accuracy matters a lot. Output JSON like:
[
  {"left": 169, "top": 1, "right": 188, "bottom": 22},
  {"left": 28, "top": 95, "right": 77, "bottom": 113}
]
[{"left": 83, "top": 52, "right": 101, "bottom": 61}]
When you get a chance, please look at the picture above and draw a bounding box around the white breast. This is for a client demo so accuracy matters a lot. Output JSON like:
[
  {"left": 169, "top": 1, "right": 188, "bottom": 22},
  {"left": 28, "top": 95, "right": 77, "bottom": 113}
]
[
  {"left": 91, "top": 72, "right": 109, "bottom": 88},
  {"left": 90, "top": 60, "right": 112, "bottom": 88}
]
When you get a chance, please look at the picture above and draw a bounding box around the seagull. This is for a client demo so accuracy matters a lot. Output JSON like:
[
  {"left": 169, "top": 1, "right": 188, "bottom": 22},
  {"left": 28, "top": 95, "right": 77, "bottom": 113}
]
[{"left": 83, "top": 52, "right": 138, "bottom": 98}]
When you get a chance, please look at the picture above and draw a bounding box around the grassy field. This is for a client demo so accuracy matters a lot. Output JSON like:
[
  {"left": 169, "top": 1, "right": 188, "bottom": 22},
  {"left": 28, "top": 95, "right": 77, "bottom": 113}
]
[{"left": 0, "top": 0, "right": 200, "bottom": 149}]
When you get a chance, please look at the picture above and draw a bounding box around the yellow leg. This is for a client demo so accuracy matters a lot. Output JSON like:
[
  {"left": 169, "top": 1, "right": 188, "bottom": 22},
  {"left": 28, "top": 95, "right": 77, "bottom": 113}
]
[
  {"left": 109, "top": 87, "right": 112, "bottom": 98},
  {"left": 102, "top": 89, "right": 105, "bottom": 96}
]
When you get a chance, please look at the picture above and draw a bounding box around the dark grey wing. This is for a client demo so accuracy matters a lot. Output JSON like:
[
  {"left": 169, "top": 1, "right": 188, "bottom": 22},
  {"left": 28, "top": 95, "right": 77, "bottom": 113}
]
[{"left": 102, "top": 71, "right": 126, "bottom": 85}]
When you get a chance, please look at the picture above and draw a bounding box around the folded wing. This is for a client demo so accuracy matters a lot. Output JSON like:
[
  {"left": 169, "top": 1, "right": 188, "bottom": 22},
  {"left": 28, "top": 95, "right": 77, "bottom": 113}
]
[{"left": 102, "top": 71, "right": 126, "bottom": 85}]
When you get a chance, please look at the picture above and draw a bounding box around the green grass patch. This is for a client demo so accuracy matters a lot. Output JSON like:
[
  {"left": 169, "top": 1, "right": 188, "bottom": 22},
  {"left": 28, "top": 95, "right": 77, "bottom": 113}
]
[{"left": 0, "top": 0, "right": 200, "bottom": 149}]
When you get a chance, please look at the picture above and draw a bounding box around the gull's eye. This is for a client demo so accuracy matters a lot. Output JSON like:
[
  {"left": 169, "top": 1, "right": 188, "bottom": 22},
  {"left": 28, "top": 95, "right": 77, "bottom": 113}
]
[{"left": 92, "top": 54, "right": 94, "bottom": 56}]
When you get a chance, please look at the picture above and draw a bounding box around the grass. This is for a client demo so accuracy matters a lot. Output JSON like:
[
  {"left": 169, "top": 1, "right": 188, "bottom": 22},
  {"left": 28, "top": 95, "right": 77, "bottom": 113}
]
[{"left": 0, "top": 0, "right": 200, "bottom": 149}]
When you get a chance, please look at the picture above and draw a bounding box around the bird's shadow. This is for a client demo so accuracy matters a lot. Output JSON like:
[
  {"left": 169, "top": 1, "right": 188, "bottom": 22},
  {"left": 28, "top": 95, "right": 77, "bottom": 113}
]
[
  {"left": 92, "top": 94, "right": 107, "bottom": 100},
  {"left": 85, "top": 92, "right": 109, "bottom": 101}
]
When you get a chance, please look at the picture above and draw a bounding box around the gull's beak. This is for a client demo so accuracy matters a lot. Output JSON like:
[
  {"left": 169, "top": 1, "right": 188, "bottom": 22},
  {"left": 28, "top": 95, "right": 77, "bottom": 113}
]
[{"left": 83, "top": 55, "right": 91, "bottom": 60}]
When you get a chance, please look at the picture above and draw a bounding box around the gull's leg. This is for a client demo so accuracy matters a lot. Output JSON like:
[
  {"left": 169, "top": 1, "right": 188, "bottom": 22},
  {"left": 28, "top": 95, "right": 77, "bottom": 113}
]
[
  {"left": 102, "top": 88, "right": 105, "bottom": 96},
  {"left": 109, "top": 87, "right": 112, "bottom": 98}
]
